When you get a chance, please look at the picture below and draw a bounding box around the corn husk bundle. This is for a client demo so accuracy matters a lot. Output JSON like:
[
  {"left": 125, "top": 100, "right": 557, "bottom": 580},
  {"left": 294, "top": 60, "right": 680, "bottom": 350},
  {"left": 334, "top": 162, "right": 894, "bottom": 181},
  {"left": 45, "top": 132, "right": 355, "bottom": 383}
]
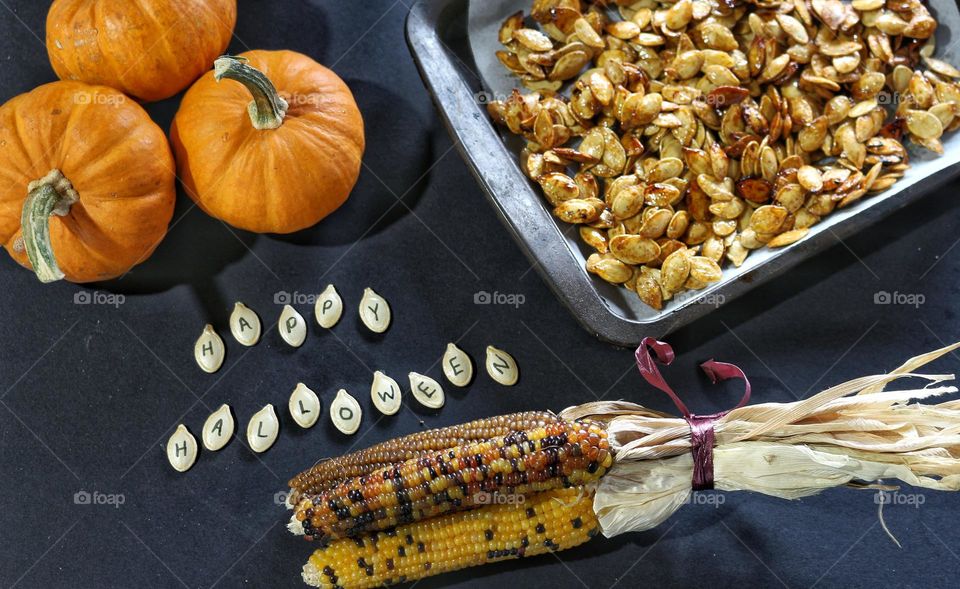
[{"left": 286, "top": 343, "right": 960, "bottom": 588}]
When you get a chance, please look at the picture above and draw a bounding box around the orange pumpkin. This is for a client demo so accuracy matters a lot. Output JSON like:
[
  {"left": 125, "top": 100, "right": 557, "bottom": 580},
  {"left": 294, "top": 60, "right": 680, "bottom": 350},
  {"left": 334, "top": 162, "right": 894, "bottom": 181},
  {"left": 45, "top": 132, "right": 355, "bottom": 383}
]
[
  {"left": 46, "top": 0, "right": 237, "bottom": 102},
  {"left": 170, "top": 50, "right": 365, "bottom": 234},
  {"left": 0, "top": 82, "right": 176, "bottom": 283}
]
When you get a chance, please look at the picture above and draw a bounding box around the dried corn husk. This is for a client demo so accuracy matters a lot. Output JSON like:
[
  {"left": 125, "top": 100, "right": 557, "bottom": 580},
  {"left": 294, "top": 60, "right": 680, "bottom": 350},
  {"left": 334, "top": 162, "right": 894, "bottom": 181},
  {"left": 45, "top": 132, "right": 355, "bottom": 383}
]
[{"left": 561, "top": 342, "right": 960, "bottom": 537}]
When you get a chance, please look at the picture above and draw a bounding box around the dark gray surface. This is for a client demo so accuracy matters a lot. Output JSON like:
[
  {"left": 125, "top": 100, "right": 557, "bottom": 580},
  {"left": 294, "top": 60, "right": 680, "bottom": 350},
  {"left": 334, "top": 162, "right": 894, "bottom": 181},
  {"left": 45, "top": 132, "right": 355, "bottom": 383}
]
[{"left": 0, "top": 1, "right": 958, "bottom": 588}]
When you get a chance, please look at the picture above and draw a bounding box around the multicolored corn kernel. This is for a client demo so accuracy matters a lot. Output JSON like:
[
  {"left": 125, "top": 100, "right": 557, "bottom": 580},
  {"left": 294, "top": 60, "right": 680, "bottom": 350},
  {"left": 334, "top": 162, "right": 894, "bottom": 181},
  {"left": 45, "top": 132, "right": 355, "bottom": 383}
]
[
  {"left": 291, "top": 420, "right": 612, "bottom": 541},
  {"left": 302, "top": 486, "right": 599, "bottom": 588},
  {"left": 287, "top": 411, "right": 563, "bottom": 502}
]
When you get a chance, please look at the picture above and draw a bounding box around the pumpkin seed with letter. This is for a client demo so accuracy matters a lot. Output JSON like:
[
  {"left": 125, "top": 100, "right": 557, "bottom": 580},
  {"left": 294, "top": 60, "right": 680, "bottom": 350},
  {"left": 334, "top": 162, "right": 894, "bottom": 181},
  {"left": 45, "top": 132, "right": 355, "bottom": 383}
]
[
  {"left": 194, "top": 325, "right": 225, "bottom": 374},
  {"left": 229, "top": 302, "right": 261, "bottom": 346},
  {"left": 409, "top": 372, "right": 445, "bottom": 409},
  {"left": 314, "top": 285, "right": 343, "bottom": 329},
  {"left": 485, "top": 346, "right": 519, "bottom": 386},
  {"left": 370, "top": 371, "right": 402, "bottom": 416},
  {"left": 247, "top": 405, "right": 279, "bottom": 453},
  {"left": 289, "top": 383, "right": 321, "bottom": 429},
  {"left": 442, "top": 343, "right": 474, "bottom": 387},
  {"left": 359, "top": 288, "right": 391, "bottom": 333},
  {"left": 202, "top": 404, "right": 234, "bottom": 451},
  {"left": 331, "top": 389, "right": 362, "bottom": 435},
  {"left": 167, "top": 424, "right": 198, "bottom": 473},
  {"left": 278, "top": 305, "right": 307, "bottom": 347}
]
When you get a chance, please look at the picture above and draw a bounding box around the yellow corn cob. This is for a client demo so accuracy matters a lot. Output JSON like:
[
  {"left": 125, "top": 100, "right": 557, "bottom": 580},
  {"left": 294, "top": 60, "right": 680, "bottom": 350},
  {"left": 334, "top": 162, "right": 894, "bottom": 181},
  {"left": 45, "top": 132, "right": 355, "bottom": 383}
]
[
  {"left": 302, "top": 486, "right": 599, "bottom": 589},
  {"left": 292, "top": 420, "right": 612, "bottom": 542},
  {"left": 288, "top": 411, "right": 562, "bottom": 502}
]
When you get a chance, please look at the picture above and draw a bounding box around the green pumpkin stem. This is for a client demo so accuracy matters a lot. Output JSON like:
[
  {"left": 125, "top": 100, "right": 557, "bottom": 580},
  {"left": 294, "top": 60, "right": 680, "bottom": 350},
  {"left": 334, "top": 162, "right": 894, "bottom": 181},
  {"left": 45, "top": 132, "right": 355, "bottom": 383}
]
[
  {"left": 214, "top": 55, "right": 289, "bottom": 130},
  {"left": 20, "top": 169, "right": 78, "bottom": 283}
]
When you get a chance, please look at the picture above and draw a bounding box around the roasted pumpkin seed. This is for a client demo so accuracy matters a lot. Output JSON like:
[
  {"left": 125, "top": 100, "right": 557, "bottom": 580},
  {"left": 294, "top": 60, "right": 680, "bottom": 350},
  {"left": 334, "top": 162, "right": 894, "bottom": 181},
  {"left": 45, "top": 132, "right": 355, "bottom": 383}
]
[
  {"left": 767, "top": 227, "right": 810, "bottom": 247},
  {"left": 610, "top": 234, "right": 661, "bottom": 264},
  {"left": 586, "top": 253, "right": 633, "bottom": 283},
  {"left": 660, "top": 250, "right": 691, "bottom": 295}
]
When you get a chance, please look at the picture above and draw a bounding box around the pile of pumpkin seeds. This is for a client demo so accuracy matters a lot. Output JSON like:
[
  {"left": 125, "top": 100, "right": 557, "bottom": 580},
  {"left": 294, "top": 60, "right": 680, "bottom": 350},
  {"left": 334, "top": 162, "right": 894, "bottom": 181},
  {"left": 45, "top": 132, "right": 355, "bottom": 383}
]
[{"left": 487, "top": 0, "right": 960, "bottom": 310}]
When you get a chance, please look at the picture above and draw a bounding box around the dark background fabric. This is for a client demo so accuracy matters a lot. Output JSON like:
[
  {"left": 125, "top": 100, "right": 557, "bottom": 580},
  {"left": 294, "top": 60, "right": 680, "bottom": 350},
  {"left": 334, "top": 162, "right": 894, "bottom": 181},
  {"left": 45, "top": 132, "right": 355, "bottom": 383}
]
[{"left": 1, "top": 1, "right": 958, "bottom": 588}]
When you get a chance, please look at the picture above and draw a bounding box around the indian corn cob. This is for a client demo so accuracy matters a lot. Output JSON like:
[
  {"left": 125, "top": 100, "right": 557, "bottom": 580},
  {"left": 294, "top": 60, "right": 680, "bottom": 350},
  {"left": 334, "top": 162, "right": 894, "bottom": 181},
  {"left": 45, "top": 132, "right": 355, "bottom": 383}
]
[
  {"left": 288, "top": 411, "right": 562, "bottom": 502},
  {"left": 288, "top": 340, "right": 960, "bottom": 587},
  {"left": 291, "top": 419, "right": 612, "bottom": 542},
  {"left": 301, "top": 486, "right": 599, "bottom": 589}
]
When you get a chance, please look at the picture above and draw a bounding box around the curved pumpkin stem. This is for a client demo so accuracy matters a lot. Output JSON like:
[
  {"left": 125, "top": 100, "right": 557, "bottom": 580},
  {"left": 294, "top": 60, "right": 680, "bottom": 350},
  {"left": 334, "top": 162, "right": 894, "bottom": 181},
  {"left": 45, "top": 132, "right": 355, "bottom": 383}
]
[
  {"left": 20, "top": 169, "right": 78, "bottom": 283},
  {"left": 214, "top": 55, "right": 289, "bottom": 130}
]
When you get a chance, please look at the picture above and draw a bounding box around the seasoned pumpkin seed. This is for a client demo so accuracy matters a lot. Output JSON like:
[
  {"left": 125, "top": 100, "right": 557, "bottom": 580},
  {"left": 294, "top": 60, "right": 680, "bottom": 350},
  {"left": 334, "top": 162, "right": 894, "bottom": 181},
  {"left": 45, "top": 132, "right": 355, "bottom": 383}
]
[
  {"left": 610, "top": 234, "right": 661, "bottom": 264},
  {"left": 513, "top": 28, "right": 553, "bottom": 52},
  {"left": 586, "top": 253, "right": 633, "bottom": 283},
  {"left": 798, "top": 166, "right": 824, "bottom": 192},
  {"left": 689, "top": 256, "right": 722, "bottom": 283},
  {"left": 767, "top": 227, "right": 810, "bottom": 247},
  {"left": 660, "top": 250, "right": 691, "bottom": 294},
  {"left": 750, "top": 205, "right": 789, "bottom": 233},
  {"left": 906, "top": 110, "right": 944, "bottom": 140}
]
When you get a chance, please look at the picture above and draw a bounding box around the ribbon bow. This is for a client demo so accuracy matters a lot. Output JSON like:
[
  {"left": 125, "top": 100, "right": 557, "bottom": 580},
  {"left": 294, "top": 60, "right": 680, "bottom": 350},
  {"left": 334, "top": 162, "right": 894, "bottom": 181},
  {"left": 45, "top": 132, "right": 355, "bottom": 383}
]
[{"left": 635, "top": 337, "right": 751, "bottom": 490}]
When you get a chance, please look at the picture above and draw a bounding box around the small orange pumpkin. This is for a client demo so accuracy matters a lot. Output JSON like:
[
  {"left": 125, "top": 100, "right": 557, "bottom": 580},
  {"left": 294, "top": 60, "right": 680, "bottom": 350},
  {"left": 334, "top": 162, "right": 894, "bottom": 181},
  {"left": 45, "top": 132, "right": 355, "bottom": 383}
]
[
  {"left": 170, "top": 50, "right": 365, "bottom": 234},
  {"left": 0, "top": 82, "right": 176, "bottom": 283},
  {"left": 46, "top": 0, "right": 237, "bottom": 102}
]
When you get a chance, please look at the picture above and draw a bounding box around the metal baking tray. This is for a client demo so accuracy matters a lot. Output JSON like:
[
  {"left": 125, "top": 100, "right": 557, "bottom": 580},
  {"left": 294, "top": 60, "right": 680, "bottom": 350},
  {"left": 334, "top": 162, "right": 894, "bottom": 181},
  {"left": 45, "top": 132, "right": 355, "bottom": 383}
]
[{"left": 406, "top": 0, "right": 960, "bottom": 346}]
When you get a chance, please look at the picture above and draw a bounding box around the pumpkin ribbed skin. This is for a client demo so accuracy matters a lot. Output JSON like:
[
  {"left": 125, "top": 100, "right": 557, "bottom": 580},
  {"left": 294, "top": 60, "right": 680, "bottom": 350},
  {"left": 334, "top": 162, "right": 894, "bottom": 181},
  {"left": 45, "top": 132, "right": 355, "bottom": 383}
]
[
  {"left": 46, "top": 0, "right": 237, "bottom": 102},
  {"left": 170, "top": 50, "right": 365, "bottom": 234},
  {"left": 0, "top": 81, "right": 176, "bottom": 283}
]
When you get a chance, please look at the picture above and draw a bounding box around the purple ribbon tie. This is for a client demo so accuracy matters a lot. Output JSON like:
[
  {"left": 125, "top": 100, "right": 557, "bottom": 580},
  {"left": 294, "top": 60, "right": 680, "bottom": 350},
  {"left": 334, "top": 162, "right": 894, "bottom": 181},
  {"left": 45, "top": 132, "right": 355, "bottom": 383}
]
[{"left": 635, "top": 337, "right": 751, "bottom": 490}]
